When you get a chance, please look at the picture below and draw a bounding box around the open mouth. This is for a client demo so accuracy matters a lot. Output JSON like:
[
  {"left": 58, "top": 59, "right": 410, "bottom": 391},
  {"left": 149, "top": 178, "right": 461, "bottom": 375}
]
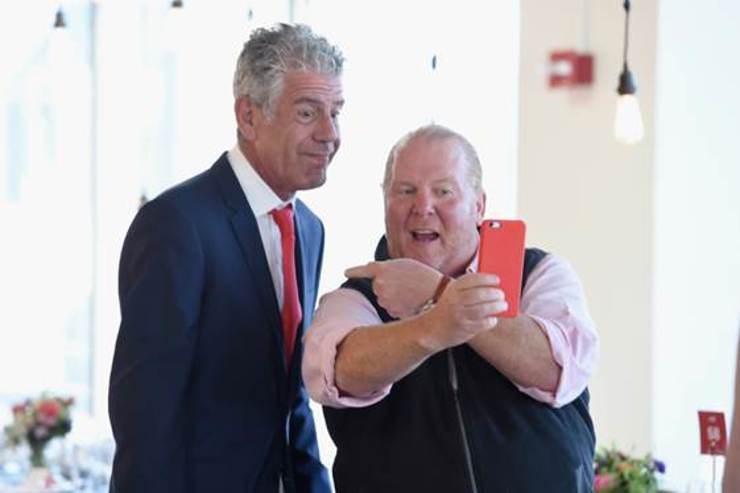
[{"left": 411, "top": 229, "right": 440, "bottom": 242}]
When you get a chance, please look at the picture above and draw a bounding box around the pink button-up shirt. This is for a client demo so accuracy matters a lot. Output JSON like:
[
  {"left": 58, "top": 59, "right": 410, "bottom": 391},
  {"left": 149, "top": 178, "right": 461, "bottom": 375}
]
[{"left": 302, "top": 253, "right": 599, "bottom": 409}]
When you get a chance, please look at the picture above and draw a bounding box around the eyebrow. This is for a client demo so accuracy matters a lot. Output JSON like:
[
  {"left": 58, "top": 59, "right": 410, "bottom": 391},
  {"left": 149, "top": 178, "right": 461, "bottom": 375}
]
[{"left": 293, "top": 96, "right": 345, "bottom": 108}]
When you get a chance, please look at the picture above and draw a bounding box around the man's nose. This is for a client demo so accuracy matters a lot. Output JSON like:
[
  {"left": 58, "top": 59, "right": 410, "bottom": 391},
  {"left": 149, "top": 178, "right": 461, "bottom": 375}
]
[
  {"left": 412, "top": 191, "right": 435, "bottom": 215},
  {"left": 314, "top": 114, "right": 338, "bottom": 142}
]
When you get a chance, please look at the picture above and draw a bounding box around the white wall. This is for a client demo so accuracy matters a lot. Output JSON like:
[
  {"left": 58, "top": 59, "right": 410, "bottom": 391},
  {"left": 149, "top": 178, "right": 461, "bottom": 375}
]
[
  {"left": 297, "top": 0, "right": 521, "bottom": 297},
  {"left": 652, "top": 0, "right": 740, "bottom": 488}
]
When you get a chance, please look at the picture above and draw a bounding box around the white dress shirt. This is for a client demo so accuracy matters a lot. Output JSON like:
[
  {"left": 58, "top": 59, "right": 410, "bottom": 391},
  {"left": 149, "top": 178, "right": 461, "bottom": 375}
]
[{"left": 227, "top": 145, "right": 294, "bottom": 308}]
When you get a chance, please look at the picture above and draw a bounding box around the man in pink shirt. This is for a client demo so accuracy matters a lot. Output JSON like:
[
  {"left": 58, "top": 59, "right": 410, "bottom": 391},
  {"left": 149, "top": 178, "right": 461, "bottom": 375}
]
[{"left": 303, "top": 124, "right": 599, "bottom": 492}]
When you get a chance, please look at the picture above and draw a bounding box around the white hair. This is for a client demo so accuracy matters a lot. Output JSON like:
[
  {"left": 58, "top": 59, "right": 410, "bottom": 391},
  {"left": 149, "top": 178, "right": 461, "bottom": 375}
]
[
  {"left": 233, "top": 23, "right": 344, "bottom": 118},
  {"left": 382, "top": 124, "right": 483, "bottom": 194}
]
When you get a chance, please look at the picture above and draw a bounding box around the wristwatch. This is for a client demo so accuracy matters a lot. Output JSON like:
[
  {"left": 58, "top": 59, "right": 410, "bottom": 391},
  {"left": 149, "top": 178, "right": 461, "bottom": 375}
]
[{"left": 416, "top": 275, "right": 452, "bottom": 314}]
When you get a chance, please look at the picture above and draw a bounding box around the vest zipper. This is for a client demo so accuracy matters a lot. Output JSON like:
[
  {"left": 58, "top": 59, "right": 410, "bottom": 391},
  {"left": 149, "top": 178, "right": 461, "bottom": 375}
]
[{"left": 447, "top": 349, "right": 479, "bottom": 493}]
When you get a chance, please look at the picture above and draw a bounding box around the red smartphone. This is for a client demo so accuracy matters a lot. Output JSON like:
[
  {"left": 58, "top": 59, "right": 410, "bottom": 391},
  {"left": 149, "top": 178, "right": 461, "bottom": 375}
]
[{"left": 478, "top": 219, "right": 526, "bottom": 318}]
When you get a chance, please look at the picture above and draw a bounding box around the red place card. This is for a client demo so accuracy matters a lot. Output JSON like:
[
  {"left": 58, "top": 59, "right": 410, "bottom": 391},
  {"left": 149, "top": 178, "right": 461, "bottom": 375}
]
[{"left": 698, "top": 410, "right": 727, "bottom": 455}]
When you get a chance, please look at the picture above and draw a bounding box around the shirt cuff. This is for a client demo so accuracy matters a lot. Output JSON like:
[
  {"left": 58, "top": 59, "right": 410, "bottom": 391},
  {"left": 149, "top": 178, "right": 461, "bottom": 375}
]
[
  {"left": 302, "top": 289, "right": 392, "bottom": 408},
  {"left": 521, "top": 311, "right": 598, "bottom": 408}
]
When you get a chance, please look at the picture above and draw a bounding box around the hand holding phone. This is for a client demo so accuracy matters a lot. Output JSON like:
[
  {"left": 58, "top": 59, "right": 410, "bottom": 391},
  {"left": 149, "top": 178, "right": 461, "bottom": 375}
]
[{"left": 478, "top": 219, "right": 526, "bottom": 318}]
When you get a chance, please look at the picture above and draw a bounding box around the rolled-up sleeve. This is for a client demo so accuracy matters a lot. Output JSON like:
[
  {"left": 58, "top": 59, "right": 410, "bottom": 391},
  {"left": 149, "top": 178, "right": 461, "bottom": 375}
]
[
  {"left": 302, "top": 288, "right": 392, "bottom": 408},
  {"left": 516, "top": 254, "right": 599, "bottom": 407}
]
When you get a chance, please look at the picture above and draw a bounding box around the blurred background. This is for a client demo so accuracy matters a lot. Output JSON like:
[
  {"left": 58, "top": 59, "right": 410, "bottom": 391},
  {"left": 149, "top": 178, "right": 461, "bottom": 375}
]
[{"left": 0, "top": 0, "right": 738, "bottom": 491}]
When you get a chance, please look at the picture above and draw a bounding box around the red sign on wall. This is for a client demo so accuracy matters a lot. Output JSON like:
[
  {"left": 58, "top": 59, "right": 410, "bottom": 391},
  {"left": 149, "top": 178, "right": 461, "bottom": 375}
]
[
  {"left": 548, "top": 50, "right": 594, "bottom": 88},
  {"left": 698, "top": 410, "right": 727, "bottom": 455}
]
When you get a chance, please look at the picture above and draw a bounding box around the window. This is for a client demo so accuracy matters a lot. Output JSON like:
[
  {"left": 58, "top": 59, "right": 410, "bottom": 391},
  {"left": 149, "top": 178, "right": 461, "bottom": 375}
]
[{"left": 0, "top": 3, "right": 94, "bottom": 412}]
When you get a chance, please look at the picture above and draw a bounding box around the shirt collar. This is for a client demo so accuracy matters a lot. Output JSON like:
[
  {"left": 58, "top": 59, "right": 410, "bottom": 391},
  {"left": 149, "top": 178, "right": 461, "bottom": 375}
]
[{"left": 227, "top": 145, "right": 295, "bottom": 216}]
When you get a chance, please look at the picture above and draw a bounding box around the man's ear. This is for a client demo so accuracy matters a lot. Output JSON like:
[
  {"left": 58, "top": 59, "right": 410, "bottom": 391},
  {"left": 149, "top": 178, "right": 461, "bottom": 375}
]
[
  {"left": 475, "top": 191, "right": 487, "bottom": 224},
  {"left": 235, "top": 96, "right": 257, "bottom": 141}
]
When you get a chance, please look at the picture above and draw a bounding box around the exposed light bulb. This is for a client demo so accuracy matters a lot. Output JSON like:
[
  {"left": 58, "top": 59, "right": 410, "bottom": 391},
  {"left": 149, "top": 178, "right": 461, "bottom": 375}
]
[
  {"left": 614, "top": 93, "right": 644, "bottom": 145},
  {"left": 614, "top": 0, "right": 644, "bottom": 145}
]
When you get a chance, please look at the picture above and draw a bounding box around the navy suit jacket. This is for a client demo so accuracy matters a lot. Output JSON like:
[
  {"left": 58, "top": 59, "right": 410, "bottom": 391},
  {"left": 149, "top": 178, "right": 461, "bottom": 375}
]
[{"left": 109, "top": 153, "right": 331, "bottom": 493}]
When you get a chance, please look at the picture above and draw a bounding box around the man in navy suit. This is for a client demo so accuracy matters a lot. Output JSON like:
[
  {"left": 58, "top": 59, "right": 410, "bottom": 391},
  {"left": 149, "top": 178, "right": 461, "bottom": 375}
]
[{"left": 108, "top": 24, "right": 344, "bottom": 493}]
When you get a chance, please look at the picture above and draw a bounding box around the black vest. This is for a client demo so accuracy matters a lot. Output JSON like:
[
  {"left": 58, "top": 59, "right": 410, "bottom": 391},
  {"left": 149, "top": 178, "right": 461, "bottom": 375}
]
[{"left": 324, "top": 239, "right": 595, "bottom": 493}]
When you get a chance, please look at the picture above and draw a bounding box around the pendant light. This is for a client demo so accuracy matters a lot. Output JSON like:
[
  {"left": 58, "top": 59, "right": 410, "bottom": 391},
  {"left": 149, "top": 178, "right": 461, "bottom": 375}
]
[
  {"left": 53, "top": 7, "right": 67, "bottom": 29},
  {"left": 614, "top": 0, "right": 644, "bottom": 145}
]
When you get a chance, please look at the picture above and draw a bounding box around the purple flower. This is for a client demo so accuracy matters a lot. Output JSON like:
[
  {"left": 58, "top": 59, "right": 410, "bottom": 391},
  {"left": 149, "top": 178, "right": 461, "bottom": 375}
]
[
  {"left": 33, "top": 425, "right": 49, "bottom": 439},
  {"left": 653, "top": 459, "right": 666, "bottom": 474}
]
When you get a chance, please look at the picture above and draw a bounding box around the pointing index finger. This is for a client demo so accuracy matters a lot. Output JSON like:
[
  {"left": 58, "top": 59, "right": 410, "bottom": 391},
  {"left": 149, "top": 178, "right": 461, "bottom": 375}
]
[{"left": 344, "top": 262, "right": 378, "bottom": 279}]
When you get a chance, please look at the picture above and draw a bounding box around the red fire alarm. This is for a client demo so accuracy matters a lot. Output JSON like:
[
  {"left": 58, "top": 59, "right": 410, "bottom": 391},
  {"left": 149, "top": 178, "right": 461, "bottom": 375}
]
[
  {"left": 698, "top": 410, "right": 727, "bottom": 455},
  {"left": 548, "top": 50, "right": 594, "bottom": 88}
]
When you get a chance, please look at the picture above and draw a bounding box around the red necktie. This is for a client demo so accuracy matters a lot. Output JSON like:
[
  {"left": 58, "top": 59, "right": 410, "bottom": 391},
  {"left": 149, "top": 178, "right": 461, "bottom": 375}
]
[{"left": 270, "top": 205, "right": 302, "bottom": 365}]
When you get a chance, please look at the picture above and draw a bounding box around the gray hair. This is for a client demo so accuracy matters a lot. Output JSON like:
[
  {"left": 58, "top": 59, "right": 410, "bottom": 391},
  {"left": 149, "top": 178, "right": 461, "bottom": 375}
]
[
  {"left": 233, "top": 23, "right": 344, "bottom": 118},
  {"left": 382, "top": 124, "right": 483, "bottom": 194}
]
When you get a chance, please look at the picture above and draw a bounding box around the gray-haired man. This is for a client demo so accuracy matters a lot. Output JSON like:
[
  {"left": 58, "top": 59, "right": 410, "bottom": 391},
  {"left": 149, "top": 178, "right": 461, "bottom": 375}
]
[{"left": 109, "top": 24, "right": 343, "bottom": 493}]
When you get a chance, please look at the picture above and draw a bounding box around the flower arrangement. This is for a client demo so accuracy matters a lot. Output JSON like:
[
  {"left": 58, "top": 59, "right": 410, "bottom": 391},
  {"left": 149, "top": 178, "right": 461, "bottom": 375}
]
[
  {"left": 3, "top": 393, "right": 74, "bottom": 468},
  {"left": 594, "top": 446, "right": 665, "bottom": 492}
]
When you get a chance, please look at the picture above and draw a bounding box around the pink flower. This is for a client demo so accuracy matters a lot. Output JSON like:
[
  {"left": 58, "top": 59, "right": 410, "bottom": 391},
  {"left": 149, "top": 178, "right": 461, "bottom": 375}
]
[
  {"left": 37, "top": 400, "right": 61, "bottom": 425},
  {"left": 5, "top": 394, "right": 75, "bottom": 448},
  {"left": 594, "top": 473, "right": 614, "bottom": 491}
]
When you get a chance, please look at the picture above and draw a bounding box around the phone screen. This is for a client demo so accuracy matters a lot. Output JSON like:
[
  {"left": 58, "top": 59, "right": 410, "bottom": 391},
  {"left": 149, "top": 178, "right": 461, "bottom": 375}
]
[{"left": 478, "top": 219, "right": 526, "bottom": 318}]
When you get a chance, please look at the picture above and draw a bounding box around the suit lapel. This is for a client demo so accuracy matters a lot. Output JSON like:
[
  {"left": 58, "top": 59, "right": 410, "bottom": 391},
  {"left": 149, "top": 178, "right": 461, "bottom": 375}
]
[
  {"left": 285, "top": 203, "right": 308, "bottom": 382},
  {"left": 295, "top": 207, "right": 312, "bottom": 332},
  {"left": 212, "top": 154, "right": 287, "bottom": 377}
]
